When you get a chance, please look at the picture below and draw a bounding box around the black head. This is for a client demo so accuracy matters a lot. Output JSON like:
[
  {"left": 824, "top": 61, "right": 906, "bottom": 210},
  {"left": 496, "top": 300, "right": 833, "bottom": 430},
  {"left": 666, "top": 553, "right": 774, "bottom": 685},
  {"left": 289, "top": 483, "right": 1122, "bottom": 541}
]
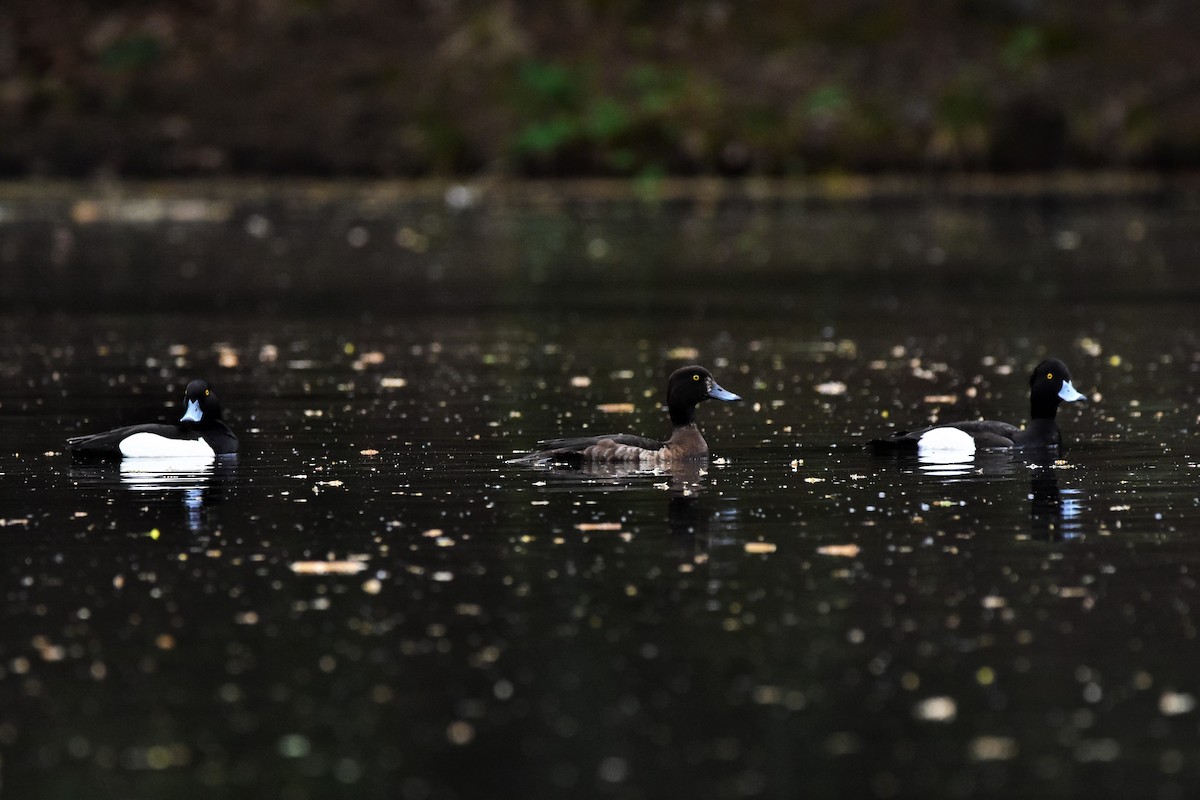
[
  {"left": 180, "top": 379, "right": 223, "bottom": 423},
  {"left": 666, "top": 365, "right": 741, "bottom": 426},
  {"left": 1029, "top": 358, "right": 1086, "bottom": 419}
]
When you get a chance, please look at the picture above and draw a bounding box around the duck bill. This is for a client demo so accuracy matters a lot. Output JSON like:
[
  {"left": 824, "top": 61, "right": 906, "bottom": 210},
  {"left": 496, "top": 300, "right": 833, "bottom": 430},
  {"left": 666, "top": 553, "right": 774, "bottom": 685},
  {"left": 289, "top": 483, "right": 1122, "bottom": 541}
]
[
  {"left": 708, "top": 381, "right": 741, "bottom": 402},
  {"left": 1058, "top": 380, "right": 1086, "bottom": 403},
  {"left": 180, "top": 399, "right": 203, "bottom": 423}
]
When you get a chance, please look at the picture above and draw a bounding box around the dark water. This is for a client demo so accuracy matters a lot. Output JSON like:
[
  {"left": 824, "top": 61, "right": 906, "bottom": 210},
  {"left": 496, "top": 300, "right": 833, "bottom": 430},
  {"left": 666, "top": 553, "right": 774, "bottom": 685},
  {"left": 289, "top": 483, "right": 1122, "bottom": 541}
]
[{"left": 3, "top": 183, "right": 1200, "bottom": 798}]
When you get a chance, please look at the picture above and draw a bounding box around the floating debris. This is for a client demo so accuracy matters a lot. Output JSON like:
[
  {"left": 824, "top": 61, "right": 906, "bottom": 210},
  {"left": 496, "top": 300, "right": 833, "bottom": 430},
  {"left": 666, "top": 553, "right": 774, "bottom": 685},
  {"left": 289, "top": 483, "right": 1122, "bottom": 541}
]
[
  {"left": 1074, "top": 739, "right": 1121, "bottom": 762},
  {"left": 815, "top": 381, "right": 847, "bottom": 396},
  {"left": 744, "top": 542, "right": 777, "bottom": 554},
  {"left": 380, "top": 377, "right": 408, "bottom": 389},
  {"left": 1079, "top": 337, "right": 1103, "bottom": 357},
  {"left": 914, "top": 696, "right": 957, "bottom": 722},
  {"left": 817, "top": 544, "right": 860, "bottom": 558},
  {"left": 352, "top": 351, "right": 386, "bottom": 370},
  {"left": 968, "top": 736, "right": 1018, "bottom": 761},
  {"left": 575, "top": 522, "right": 623, "bottom": 531},
  {"left": 1160, "top": 691, "right": 1196, "bottom": 716},
  {"left": 596, "top": 403, "right": 636, "bottom": 413},
  {"left": 290, "top": 561, "right": 368, "bottom": 575},
  {"left": 570, "top": 376, "right": 592, "bottom": 388}
]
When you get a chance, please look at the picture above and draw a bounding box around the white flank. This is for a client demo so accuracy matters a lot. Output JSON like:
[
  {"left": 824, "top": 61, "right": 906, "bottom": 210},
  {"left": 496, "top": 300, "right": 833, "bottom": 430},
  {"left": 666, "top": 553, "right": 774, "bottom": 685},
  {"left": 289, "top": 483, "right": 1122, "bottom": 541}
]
[
  {"left": 119, "top": 432, "right": 215, "bottom": 458},
  {"left": 917, "top": 426, "right": 977, "bottom": 456}
]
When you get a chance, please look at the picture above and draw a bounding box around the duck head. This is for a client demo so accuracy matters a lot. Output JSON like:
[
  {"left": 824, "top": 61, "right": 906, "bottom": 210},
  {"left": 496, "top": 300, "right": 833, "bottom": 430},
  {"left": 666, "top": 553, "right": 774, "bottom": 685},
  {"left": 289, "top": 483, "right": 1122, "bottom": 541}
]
[
  {"left": 667, "top": 365, "right": 741, "bottom": 426},
  {"left": 180, "top": 379, "right": 223, "bottom": 423},
  {"left": 1029, "top": 358, "right": 1085, "bottom": 419}
]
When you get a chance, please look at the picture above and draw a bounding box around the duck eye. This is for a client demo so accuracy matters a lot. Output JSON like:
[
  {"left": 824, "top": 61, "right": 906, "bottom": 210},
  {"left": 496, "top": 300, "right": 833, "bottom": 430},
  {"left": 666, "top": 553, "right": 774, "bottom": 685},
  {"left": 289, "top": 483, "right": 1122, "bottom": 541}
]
[
  {"left": 1046, "top": 372, "right": 1053, "bottom": 380},
  {"left": 692, "top": 374, "right": 700, "bottom": 381},
  {"left": 205, "top": 389, "right": 211, "bottom": 396}
]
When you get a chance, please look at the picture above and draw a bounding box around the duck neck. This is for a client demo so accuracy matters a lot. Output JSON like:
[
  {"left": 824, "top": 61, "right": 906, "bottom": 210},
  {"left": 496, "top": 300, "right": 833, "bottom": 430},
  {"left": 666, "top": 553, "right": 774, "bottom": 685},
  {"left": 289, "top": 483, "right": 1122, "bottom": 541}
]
[
  {"left": 1022, "top": 418, "right": 1062, "bottom": 446},
  {"left": 669, "top": 402, "right": 698, "bottom": 427},
  {"left": 1030, "top": 399, "right": 1058, "bottom": 421},
  {"left": 664, "top": 423, "right": 708, "bottom": 454}
]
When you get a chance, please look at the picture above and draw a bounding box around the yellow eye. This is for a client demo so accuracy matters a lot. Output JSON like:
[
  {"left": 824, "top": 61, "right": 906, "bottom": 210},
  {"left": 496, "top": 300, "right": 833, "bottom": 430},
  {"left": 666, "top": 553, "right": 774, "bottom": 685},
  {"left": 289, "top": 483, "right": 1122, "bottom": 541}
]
[
  {"left": 205, "top": 389, "right": 211, "bottom": 396},
  {"left": 1046, "top": 373, "right": 1053, "bottom": 380},
  {"left": 692, "top": 374, "right": 700, "bottom": 381}
]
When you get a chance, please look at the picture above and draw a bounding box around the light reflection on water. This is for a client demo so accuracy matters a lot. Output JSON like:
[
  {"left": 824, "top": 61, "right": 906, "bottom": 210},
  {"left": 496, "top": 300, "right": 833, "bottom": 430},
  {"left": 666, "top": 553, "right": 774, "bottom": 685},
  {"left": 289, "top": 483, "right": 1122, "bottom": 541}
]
[
  {"left": 2, "top": 192, "right": 1200, "bottom": 798},
  {"left": 70, "top": 456, "right": 236, "bottom": 533}
]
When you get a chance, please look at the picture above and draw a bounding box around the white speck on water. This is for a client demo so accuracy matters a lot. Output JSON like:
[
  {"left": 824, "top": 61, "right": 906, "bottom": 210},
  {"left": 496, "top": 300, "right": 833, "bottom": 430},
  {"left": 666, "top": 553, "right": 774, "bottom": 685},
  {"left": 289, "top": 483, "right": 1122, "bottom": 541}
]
[
  {"left": 1160, "top": 691, "right": 1196, "bottom": 716},
  {"left": 445, "top": 184, "right": 480, "bottom": 210},
  {"left": 968, "top": 736, "right": 1018, "bottom": 761},
  {"left": 913, "top": 696, "right": 957, "bottom": 722},
  {"left": 597, "top": 756, "right": 629, "bottom": 783}
]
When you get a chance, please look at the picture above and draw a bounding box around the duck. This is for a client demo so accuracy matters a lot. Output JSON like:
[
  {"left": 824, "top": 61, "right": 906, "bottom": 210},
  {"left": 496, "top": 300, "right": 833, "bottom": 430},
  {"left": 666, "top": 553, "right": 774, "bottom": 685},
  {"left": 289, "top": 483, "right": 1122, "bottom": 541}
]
[
  {"left": 67, "top": 379, "right": 239, "bottom": 459},
  {"left": 869, "top": 358, "right": 1086, "bottom": 455},
  {"left": 516, "top": 365, "right": 741, "bottom": 465}
]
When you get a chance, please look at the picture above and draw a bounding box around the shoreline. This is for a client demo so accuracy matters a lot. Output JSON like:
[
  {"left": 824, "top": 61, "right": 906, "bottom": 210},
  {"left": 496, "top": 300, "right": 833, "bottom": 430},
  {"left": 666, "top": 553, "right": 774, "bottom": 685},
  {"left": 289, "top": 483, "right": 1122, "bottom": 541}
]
[{"left": 1, "top": 171, "right": 1197, "bottom": 224}]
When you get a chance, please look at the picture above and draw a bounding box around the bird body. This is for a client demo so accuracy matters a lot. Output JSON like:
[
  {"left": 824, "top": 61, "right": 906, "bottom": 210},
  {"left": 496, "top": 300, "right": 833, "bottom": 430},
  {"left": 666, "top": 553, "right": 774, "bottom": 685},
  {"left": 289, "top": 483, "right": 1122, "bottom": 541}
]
[
  {"left": 517, "top": 366, "right": 740, "bottom": 465},
  {"left": 870, "top": 358, "right": 1085, "bottom": 453},
  {"left": 67, "top": 379, "right": 238, "bottom": 459}
]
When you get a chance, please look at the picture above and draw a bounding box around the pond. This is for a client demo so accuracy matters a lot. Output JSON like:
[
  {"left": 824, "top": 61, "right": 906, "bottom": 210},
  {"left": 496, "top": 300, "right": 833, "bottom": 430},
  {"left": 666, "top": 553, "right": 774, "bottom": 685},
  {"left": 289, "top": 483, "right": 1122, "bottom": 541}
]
[{"left": 2, "top": 180, "right": 1200, "bottom": 798}]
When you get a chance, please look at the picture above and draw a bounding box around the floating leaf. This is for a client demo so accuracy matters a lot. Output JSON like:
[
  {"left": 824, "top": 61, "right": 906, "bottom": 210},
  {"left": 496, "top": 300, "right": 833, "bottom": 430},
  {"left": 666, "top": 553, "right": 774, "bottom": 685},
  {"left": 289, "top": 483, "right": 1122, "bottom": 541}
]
[
  {"left": 817, "top": 544, "right": 860, "bottom": 558},
  {"left": 1160, "top": 692, "right": 1196, "bottom": 716},
  {"left": 914, "top": 696, "right": 957, "bottom": 722},
  {"left": 815, "top": 381, "right": 847, "bottom": 396},
  {"left": 290, "top": 561, "right": 368, "bottom": 575},
  {"left": 968, "top": 736, "right": 1018, "bottom": 761}
]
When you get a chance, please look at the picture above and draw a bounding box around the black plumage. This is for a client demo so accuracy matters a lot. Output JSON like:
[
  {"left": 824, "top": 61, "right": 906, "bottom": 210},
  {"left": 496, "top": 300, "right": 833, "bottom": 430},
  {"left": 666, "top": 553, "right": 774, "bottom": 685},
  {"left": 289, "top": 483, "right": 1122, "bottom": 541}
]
[
  {"left": 68, "top": 379, "right": 239, "bottom": 459},
  {"left": 870, "top": 358, "right": 1086, "bottom": 452}
]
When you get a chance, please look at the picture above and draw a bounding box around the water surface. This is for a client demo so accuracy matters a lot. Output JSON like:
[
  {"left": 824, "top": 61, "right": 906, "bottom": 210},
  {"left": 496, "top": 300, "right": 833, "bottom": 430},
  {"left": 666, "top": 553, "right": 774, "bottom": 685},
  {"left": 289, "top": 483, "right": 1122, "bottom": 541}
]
[{"left": 2, "top": 184, "right": 1200, "bottom": 798}]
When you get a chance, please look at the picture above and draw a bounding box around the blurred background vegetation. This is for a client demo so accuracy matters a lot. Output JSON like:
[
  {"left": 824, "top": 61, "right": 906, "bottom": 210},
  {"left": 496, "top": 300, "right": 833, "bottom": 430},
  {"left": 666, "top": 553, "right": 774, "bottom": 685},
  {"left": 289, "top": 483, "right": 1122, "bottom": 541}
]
[{"left": 2, "top": 0, "right": 1198, "bottom": 178}]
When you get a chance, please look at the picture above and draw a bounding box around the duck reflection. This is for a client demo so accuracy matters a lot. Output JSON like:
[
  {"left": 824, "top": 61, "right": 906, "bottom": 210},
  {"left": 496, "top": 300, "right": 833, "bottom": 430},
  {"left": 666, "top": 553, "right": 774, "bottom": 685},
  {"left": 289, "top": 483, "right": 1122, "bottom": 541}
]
[
  {"left": 910, "top": 449, "right": 1025, "bottom": 479},
  {"left": 1029, "top": 464, "right": 1084, "bottom": 541},
  {"left": 529, "top": 459, "right": 709, "bottom": 495},
  {"left": 916, "top": 448, "right": 977, "bottom": 478},
  {"left": 70, "top": 456, "right": 235, "bottom": 532},
  {"left": 521, "top": 459, "right": 721, "bottom": 565}
]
